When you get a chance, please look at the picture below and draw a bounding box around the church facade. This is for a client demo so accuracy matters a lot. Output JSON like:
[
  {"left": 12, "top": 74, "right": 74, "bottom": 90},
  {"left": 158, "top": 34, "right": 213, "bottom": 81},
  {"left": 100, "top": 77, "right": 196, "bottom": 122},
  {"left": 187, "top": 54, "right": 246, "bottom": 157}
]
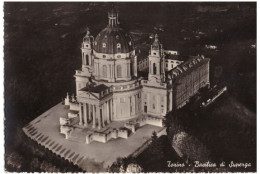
[{"left": 62, "top": 8, "right": 210, "bottom": 138}]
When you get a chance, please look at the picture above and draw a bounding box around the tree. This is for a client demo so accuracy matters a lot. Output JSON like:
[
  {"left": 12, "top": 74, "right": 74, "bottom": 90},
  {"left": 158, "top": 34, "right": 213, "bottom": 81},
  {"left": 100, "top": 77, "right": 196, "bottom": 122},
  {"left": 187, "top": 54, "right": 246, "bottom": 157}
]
[
  {"left": 172, "top": 131, "right": 211, "bottom": 163},
  {"left": 147, "top": 132, "right": 164, "bottom": 160},
  {"left": 30, "top": 158, "right": 40, "bottom": 171},
  {"left": 6, "top": 152, "right": 24, "bottom": 171},
  {"left": 126, "top": 163, "right": 144, "bottom": 173}
]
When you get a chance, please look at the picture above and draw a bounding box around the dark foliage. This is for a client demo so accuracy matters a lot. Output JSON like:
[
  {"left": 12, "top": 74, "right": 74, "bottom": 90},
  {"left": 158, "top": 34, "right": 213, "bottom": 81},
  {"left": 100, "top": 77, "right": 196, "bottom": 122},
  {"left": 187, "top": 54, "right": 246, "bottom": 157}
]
[{"left": 165, "top": 93, "right": 256, "bottom": 172}]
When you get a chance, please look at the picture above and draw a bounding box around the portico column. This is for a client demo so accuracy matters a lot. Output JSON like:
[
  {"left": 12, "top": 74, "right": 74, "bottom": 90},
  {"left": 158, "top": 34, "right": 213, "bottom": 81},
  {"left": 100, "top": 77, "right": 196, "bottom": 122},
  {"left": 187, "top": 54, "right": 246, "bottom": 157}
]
[
  {"left": 92, "top": 105, "right": 96, "bottom": 128},
  {"left": 107, "top": 101, "right": 110, "bottom": 124},
  {"left": 105, "top": 103, "right": 107, "bottom": 123},
  {"left": 110, "top": 99, "right": 113, "bottom": 121},
  {"left": 113, "top": 99, "right": 116, "bottom": 119},
  {"left": 88, "top": 104, "right": 91, "bottom": 122},
  {"left": 135, "top": 94, "right": 137, "bottom": 114},
  {"left": 79, "top": 103, "right": 83, "bottom": 125},
  {"left": 101, "top": 104, "right": 105, "bottom": 127},
  {"left": 83, "top": 103, "right": 87, "bottom": 127},
  {"left": 97, "top": 105, "right": 101, "bottom": 129}
]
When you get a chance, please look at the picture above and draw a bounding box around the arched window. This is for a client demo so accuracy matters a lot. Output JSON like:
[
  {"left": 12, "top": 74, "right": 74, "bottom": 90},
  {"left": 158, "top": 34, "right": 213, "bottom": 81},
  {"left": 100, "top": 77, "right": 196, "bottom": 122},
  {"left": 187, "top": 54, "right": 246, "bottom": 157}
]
[
  {"left": 103, "top": 65, "right": 107, "bottom": 78},
  {"left": 103, "top": 43, "right": 106, "bottom": 48},
  {"left": 153, "top": 63, "right": 157, "bottom": 75},
  {"left": 117, "top": 65, "right": 122, "bottom": 78},
  {"left": 85, "top": 55, "right": 89, "bottom": 65},
  {"left": 117, "top": 43, "right": 121, "bottom": 49}
]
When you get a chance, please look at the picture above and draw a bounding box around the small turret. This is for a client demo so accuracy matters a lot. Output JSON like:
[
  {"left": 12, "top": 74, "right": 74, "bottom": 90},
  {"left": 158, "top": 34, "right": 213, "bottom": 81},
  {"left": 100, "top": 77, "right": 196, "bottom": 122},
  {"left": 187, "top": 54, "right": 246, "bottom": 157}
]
[
  {"left": 148, "top": 34, "right": 165, "bottom": 82},
  {"left": 71, "top": 93, "right": 76, "bottom": 102},
  {"left": 65, "top": 92, "right": 70, "bottom": 106},
  {"left": 81, "top": 27, "right": 94, "bottom": 69}
]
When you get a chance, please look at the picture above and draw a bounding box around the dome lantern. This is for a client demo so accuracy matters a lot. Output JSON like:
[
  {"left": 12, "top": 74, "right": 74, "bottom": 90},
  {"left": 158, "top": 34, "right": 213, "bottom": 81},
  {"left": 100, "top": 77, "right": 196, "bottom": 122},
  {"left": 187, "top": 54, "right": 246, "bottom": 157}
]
[{"left": 108, "top": 6, "right": 119, "bottom": 27}]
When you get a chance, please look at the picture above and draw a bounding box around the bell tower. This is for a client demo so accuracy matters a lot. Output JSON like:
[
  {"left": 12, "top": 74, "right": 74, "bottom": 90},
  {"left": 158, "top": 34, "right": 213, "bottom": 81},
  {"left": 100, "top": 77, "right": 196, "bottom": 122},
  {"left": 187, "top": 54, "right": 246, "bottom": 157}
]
[
  {"left": 81, "top": 28, "right": 94, "bottom": 73},
  {"left": 148, "top": 34, "right": 165, "bottom": 83}
]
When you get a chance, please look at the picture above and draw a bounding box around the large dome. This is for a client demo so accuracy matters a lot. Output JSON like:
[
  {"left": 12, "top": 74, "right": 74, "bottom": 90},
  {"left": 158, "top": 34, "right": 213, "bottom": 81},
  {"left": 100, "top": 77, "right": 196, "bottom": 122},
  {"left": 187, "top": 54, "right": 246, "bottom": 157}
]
[{"left": 93, "top": 8, "right": 134, "bottom": 54}]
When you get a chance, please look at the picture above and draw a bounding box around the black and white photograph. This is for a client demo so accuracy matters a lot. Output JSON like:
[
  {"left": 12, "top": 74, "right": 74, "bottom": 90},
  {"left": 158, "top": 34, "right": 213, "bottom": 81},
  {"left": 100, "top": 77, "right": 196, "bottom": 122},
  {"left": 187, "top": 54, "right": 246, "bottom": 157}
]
[{"left": 4, "top": 1, "right": 256, "bottom": 173}]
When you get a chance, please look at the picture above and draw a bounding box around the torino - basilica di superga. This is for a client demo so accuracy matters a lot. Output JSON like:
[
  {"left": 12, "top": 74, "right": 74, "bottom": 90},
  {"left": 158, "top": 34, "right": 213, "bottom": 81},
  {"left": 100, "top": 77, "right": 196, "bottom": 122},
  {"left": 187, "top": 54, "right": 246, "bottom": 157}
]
[{"left": 60, "top": 7, "right": 210, "bottom": 144}]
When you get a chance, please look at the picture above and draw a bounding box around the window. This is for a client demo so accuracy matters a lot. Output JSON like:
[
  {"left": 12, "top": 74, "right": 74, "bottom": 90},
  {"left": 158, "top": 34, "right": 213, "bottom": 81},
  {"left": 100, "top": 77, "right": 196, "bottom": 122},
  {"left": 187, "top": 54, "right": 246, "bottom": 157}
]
[
  {"left": 144, "top": 105, "right": 147, "bottom": 113},
  {"left": 153, "top": 104, "right": 155, "bottom": 109},
  {"left": 103, "top": 65, "right": 107, "bottom": 78},
  {"left": 166, "top": 63, "right": 168, "bottom": 67},
  {"left": 95, "top": 41, "right": 97, "bottom": 45},
  {"left": 105, "top": 35, "right": 107, "bottom": 38},
  {"left": 116, "top": 35, "right": 119, "bottom": 39},
  {"left": 117, "top": 65, "right": 122, "bottom": 78},
  {"left": 103, "top": 55, "right": 106, "bottom": 58},
  {"left": 86, "top": 44, "right": 89, "bottom": 47},
  {"left": 117, "top": 43, "right": 121, "bottom": 49},
  {"left": 153, "top": 52, "right": 156, "bottom": 55},
  {"left": 171, "top": 64, "right": 173, "bottom": 68},
  {"left": 129, "top": 41, "right": 132, "bottom": 46},
  {"left": 153, "top": 63, "right": 157, "bottom": 74},
  {"left": 117, "top": 55, "right": 121, "bottom": 58},
  {"left": 103, "top": 43, "right": 106, "bottom": 48},
  {"left": 85, "top": 55, "right": 89, "bottom": 65}
]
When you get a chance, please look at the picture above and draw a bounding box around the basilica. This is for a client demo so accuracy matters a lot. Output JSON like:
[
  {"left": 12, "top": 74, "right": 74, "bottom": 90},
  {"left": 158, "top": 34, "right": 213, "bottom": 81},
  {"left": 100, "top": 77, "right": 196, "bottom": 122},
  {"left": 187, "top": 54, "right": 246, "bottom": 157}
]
[{"left": 60, "top": 8, "right": 210, "bottom": 144}]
